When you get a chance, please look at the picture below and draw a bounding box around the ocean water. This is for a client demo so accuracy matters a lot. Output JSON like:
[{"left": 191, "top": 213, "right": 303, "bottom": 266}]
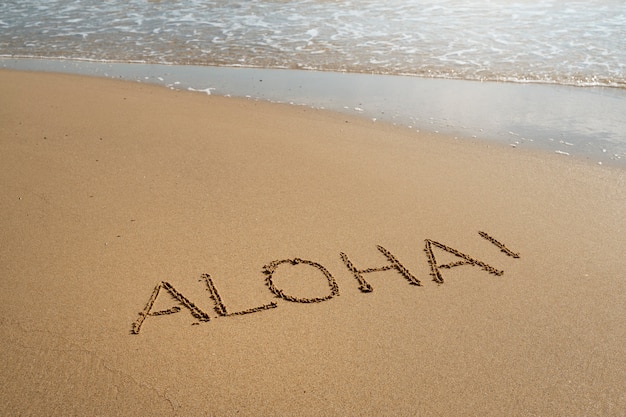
[
  {"left": 1, "top": 0, "right": 625, "bottom": 88},
  {"left": 1, "top": 0, "right": 625, "bottom": 166}
]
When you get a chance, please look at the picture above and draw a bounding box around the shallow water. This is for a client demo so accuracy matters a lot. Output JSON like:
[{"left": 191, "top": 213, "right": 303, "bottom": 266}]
[{"left": 2, "top": 0, "right": 625, "bottom": 88}]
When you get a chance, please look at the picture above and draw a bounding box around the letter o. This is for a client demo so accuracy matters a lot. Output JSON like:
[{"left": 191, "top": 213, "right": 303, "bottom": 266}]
[{"left": 263, "top": 258, "right": 339, "bottom": 303}]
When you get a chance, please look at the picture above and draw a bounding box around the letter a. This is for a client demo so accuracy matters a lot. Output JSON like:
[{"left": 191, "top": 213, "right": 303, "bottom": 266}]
[
  {"left": 424, "top": 239, "right": 504, "bottom": 284},
  {"left": 131, "top": 281, "right": 210, "bottom": 334}
]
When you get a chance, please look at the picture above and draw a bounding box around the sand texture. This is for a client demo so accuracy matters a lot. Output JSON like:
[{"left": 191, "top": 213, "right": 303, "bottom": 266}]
[{"left": 1, "top": 70, "right": 625, "bottom": 416}]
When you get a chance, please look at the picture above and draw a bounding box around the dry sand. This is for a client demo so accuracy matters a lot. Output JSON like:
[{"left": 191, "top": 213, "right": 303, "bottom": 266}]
[{"left": 1, "top": 69, "right": 625, "bottom": 416}]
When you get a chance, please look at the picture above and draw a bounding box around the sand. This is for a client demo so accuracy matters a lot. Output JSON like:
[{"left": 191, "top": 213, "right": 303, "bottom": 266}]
[{"left": 1, "top": 69, "right": 625, "bottom": 416}]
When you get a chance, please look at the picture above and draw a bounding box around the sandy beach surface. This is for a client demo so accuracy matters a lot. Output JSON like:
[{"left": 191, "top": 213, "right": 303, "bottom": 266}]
[{"left": 1, "top": 69, "right": 625, "bottom": 416}]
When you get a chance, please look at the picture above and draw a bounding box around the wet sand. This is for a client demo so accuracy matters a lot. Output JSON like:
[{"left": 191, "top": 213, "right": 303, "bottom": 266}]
[{"left": 3, "top": 58, "right": 626, "bottom": 166}]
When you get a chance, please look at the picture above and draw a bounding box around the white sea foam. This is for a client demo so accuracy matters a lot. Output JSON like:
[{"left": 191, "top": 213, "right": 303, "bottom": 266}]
[{"left": 1, "top": 0, "right": 624, "bottom": 88}]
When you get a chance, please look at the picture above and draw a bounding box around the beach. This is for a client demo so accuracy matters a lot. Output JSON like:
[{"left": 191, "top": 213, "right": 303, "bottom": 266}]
[{"left": 1, "top": 69, "right": 625, "bottom": 415}]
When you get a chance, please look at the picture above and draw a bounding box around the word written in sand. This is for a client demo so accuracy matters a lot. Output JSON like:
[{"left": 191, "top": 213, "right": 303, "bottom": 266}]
[{"left": 131, "top": 231, "right": 519, "bottom": 334}]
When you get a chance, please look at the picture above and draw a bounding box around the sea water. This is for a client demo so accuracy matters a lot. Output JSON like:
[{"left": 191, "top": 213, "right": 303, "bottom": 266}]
[{"left": 1, "top": 0, "right": 625, "bottom": 165}]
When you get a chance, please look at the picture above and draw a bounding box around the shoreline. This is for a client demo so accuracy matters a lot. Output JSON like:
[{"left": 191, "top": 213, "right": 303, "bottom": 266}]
[
  {"left": 1, "top": 69, "right": 625, "bottom": 416},
  {"left": 2, "top": 57, "right": 625, "bottom": 168}
]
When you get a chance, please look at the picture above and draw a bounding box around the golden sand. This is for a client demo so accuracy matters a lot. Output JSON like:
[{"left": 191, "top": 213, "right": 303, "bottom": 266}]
[{"left": 1, "top": 69, "right": 625, "bottom": 416}]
